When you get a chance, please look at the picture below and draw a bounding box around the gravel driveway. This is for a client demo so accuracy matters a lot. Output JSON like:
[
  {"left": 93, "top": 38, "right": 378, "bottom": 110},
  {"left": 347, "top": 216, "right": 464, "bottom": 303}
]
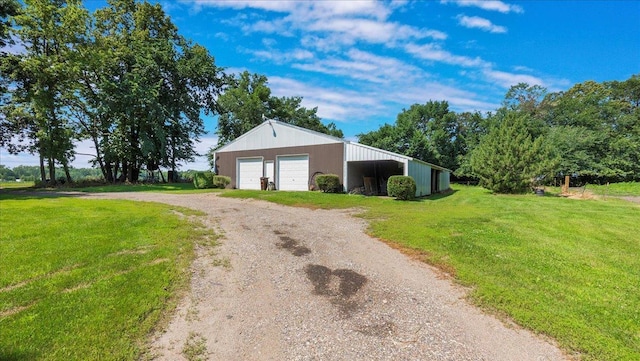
[{"left": 83, "top": 192, "right": 567, "bottom": 361}]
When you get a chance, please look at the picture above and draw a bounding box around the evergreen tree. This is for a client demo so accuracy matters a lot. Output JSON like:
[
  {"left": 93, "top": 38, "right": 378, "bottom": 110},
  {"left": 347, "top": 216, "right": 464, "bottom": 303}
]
[{"left": 470, "top": 111, "right": 556, "bottom": 193}]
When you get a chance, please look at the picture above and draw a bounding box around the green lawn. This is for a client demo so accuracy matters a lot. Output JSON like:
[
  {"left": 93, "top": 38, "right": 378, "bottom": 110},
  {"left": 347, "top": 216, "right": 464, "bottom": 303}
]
[
  {"left": 68, "top": 182, "right": 210, "bottom": 193},
  {"left": 0, "top": 193, "right": 207, "bottom": 361},
  {"left": 1, "top": 181, "right": 213, "bottom": 193},
  {"left": 222, "top": 185, "right": 640, "bottom": 361},
  {"left": 2, "top": 183, "right": 637, "bottom": 360},
  {"left": 0, "top": 181, "right": 35, "bottom": 189},
  {"left": 587, "top": 181, "right": 640, "bottom": 196}
]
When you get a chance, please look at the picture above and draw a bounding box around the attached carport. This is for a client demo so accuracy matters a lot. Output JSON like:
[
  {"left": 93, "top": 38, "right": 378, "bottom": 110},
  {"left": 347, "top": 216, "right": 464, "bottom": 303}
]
[
  {"left": 346, "top": 160, "right": 404, "bottom": 195},
  {"left": 344, "top": 142, "right": 450, "bottom": 197}
]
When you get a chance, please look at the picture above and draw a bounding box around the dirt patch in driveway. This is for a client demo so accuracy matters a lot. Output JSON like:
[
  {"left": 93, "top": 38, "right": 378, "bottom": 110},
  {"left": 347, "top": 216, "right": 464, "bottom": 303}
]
[{"left": 80, "top": 192, "right": 568, "bottom": 361}]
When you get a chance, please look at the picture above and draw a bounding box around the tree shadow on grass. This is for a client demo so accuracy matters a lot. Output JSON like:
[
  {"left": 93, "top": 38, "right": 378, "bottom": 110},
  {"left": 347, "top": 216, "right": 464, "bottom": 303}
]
[
  {"left": 0, "top": 349, "right": 38, "bottom": 361},
  {"left": 0, "top": 189, "right": 87, "bottom": 201},
  {"left": 407, "top": 188, "right": 458, "bottom": 202}
]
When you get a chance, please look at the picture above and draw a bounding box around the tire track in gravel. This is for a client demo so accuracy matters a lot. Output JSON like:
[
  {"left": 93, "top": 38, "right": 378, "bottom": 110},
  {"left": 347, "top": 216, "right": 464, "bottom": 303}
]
[{"left": 80, "top": 192, "right": 568, "bottom": 361}]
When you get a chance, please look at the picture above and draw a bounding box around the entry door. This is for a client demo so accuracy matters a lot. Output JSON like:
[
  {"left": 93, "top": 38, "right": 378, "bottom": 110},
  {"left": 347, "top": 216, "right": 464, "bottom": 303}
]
[
  {"left": 277, "top": 155, "right": 309, "bottom": 191},
  {"left": 237, "top": 158, "right": 263, "bottom": 190},
  {"left": 264, "top": 161, "right": 275, "bottom": 183}
]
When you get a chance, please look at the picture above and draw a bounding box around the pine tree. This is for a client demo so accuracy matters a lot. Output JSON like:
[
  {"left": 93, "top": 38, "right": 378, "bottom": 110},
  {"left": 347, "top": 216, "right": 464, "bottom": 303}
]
[{"left": 470, "top": 111, "right": 556, "bottom": 193}]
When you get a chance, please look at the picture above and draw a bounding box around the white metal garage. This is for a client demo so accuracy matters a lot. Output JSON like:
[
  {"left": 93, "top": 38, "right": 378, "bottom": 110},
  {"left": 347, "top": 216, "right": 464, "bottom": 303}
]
[
  {"left": 237, "top": 158, "right": 263, "bottom": 190},
  {"left": 277, "top": 155, "right": 309, "bottom": 191}
]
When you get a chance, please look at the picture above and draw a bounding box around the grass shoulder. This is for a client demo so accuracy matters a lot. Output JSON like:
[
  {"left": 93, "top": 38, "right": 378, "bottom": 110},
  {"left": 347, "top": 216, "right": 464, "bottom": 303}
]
[{"left": 0, "top": 195, "right": 209, "bottom": 360}]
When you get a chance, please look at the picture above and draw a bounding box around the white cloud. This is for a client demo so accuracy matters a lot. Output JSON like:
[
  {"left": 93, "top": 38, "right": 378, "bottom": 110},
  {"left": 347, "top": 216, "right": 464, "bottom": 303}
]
[
  {"left": 384, "top": 81, "right": 498, "bottom": 113},
  {"left": 0, "top": 149, "right": 38, "bottom": 168},
  {"left": 512, "top": 65, "right": 534, "bottom": 72},
  {"left": 268, "top": 76, "right": 384, "bottom": 122},
  {"left": 292, "top": 49, "right": 425, "bottom": 85},
  {"left": 457, "top": 15, "right": 507, "bottom": 33},
  {"left": 244, "top": 47, "right": 314, "bottom": 65},
  {"left": 405, "top": 43, "right": 490, "bottom": 67},
  {"left": 483, "top": 69, "right": 545, "bottom": 88},
  {"left": 181, "top": 0, "right": 446, "bottom": 47},
  {"left": 441, "top": 0, "right": 524, "bottom": 14},
  {"left": 187, "top": 135, "right": 218, "bottom": 170}
]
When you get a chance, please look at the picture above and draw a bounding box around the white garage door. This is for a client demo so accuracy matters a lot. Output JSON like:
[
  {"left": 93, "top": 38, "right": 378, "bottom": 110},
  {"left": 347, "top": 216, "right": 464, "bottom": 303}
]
[
  {"left": 277, "top": 155, "right": 309, "bottom": 191},
  {"left": 237, "top": 158, "right": 263, "bottom": 190}
]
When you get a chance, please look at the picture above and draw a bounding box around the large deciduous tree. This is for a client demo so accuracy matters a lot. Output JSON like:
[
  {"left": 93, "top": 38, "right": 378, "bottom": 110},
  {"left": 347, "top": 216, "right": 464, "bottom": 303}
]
[
  {"left": 2, "top": 0, "right": 225, "bottom": 184},
  {"left": 212, "top": 71, "right": 343, "bottom": 161},
  {"left": 268, "top": 95, "right": 343, "bottom": 138},
  {"left": 0, "top": 0, "right": 21, "bottom": 152},
  {"left": 543, "top": 77, "right": 640, "bottom": 182},
  {"left": 2, "top": 0, "right": 87, "bottom": 183},
  {"left": 358, "top": 100, "right": 474, "bottom": 171},
  {"left": 215, "top": 71, "right": 271, "bottom": 146},
  {"left": 69, "top": 0, "right": 225, "bottom": 183}
]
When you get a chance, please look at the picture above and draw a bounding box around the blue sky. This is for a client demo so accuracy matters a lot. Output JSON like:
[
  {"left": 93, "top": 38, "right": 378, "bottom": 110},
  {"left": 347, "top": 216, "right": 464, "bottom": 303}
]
[{"left": 2, "top": 0, "right": 639, "bottom": 170}]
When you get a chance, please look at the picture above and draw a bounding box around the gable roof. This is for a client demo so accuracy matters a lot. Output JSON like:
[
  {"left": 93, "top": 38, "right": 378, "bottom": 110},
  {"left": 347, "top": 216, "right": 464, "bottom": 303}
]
[{"left": 215, "top": 120, "right": 343, "bottom": 153}]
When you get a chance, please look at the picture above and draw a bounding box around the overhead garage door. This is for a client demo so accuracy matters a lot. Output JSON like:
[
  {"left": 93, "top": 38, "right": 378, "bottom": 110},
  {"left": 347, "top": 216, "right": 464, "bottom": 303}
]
[
  {"left": 278, "top": 155, "right": 309, "bottom": 191},
  {"left": 237, "top": 158, "right": 263, "bottom": 190}
]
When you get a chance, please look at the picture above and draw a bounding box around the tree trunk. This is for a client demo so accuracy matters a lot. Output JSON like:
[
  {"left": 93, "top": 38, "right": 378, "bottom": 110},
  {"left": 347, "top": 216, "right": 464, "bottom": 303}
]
[
  {"left": 91, "top": 135, "right": 111, "bottom": 182},
  {"left": 48, "top": 156, "right": 55, "bottom": 184},
  {"left": 39, "top": 153, "right": 46, "bottom": 183},
  {"left": 63, "top": 161, "right": 72, "bottom": 183},
  {"left": 112, "top": 162, "right": 120, "bottom": 184}
]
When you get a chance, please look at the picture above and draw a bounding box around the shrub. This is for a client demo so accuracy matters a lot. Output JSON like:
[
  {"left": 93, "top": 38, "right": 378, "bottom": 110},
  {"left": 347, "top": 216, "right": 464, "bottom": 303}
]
[
  {"left": 316, "top": 174, "right": 342, "bottom": 193},
  {"left": 387, "top": 175, "right": 416, "bottom": 200},
  {"left": 193, "top": 171, "right": 214, "bottom": 189},
  {"left": 212, "top": 175, "right": 231, "bottom": 189}
]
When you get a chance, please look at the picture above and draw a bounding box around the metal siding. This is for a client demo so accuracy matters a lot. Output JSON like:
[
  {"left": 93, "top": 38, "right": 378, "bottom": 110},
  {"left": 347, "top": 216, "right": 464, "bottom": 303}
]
[
  {"left": 218, "top": 121, "right": 342, "bottom": 152},
  {"left": 439, "top": 171, "right": 451, "bottom": 191},
  {"left": 408, "top": 160, "right": 431, "bottom": 197},
  {"left": 277, "top": 155, "right": 309, "bottom": 191},
  {"left": 345, "top": 143, "right": 409, "bottom": 163},
  {"left": 217, "top": 143, "right": 344, "bottom": 189}
]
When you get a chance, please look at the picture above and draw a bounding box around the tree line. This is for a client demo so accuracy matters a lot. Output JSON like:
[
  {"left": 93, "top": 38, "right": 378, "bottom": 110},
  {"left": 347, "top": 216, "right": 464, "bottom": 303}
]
[
  {"left": 358, "top": 77, "right": 639, "bottom": 192},
  {"left": 0, "top": 164, "right": 101, "bottom": 181},
  {"left": 0, "top": 0, "right": 338, "bottom": 184}
]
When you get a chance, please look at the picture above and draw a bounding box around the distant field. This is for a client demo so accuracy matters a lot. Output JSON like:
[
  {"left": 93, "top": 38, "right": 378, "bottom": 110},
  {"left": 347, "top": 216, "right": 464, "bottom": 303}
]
[
  {"left": 223, "top": 184, "right": 640, "bottom": 361},
  {"left": 0, "top": 181, "right": 35, "bottom": 189},
  {"left": 0, "top": 193, "right": 207, "bottom": 360},
  {"left": 0, "top": 181, "right": 212, "bottom": 194}
]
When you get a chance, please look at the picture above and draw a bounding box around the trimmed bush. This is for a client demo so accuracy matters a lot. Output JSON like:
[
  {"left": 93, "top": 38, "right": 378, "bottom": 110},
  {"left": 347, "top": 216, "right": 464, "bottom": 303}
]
[
  {"left": 193, "top": 171, "right": 214, "bottom": 189},
  {"left": 387, "top": 175, "right": 416, "bottom": 200},
  {"left": 212, "top": 175, "right": 231, "bottom": 189},
  {"left": 316, "top": 174, "right": 342, "bottom": 193}
]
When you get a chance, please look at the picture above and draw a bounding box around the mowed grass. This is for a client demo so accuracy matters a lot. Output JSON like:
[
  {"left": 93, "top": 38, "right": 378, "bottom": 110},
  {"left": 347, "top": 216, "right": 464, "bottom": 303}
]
[
  {"left": 222, "top": 185, "right": 640, "bottom": 360},
  {"left": 0, "top": 181, "right": 211, "bottom": 193},
  {"left": 587, "top": 181, "right": 640, "bottom": 196},
  {"left": 69, "top": 182, "right": 208, "bottom": 193},
  {"left": 0, "top": 181, "right": 35, "bottom": 189},
  {"left": 0, "top": 193, "right": 206, "bottom": 361}
]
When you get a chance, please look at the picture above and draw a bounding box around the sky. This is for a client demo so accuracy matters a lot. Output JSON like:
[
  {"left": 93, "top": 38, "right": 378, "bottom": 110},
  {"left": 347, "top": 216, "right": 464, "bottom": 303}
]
[{"left": 1, "top": 0, "right": 639, "bottom": 170}]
